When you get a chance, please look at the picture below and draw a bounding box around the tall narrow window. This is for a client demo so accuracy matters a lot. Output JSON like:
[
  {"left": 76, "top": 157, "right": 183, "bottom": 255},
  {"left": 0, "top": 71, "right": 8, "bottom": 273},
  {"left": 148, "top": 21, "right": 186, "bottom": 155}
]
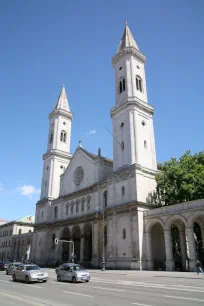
[
  {"left": 87, "top": 196, "right": 91, "bottom": 210},
  {"left": 52, "top": 233, "right": 56, "bottom": 250},
  {"left": 60, "top": 130, "right": 67, "bottom": 142},
  {"left": 81, "top": 198, "right": 85, "bottom": 212},
  {"left": 76, "top": 200, "right": 79, "bottom": 213},
  {"left": 71, "top": 202, "right": 74, "bottom": 214},
  {"left": 144, "top": 140, "right": 147, "bottom": 149},
  {"left": 54, "top": 206, "right": 58, "bottom": 219},
  {"left": 103, "top": 190, "right": 108, "bottom": 208},
  {"left": 119, "top": 78, "right": 126, "bottom": 94},
  {"left": 49, "top": 133, "right": 53, "bottom": 144},
  {"left": 136, "top": 75, "right": 143, "bottom": 92},
  {"left": 66, "top": 204, "right": 69, "bottom": 216},
  {"left": 41, "top": 211, "right": 44, "bottom": 219},
  {"left": 122, "top": 186, "right": 125, "bottom": 196},
  {"left": 18, "top": 229, "right": 22, "bottom": 235},
  {"left": 123, "top": 78, "right": 125, "bottom": 91},
  {"left": 121, "top": 141, "right": 124, "bottom": 150},
  {"left": 123, "top": 228, "right": 126, "bottom": 239}
]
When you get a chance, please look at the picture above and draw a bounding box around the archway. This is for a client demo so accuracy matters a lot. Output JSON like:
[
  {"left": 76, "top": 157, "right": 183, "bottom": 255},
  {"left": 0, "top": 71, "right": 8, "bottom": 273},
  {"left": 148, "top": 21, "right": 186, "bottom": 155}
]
[
  {"left": 84, "top": 224, "right": 92, "bottom": 262},
  {"left": 151, "top": 223, "right": 165, "bottom": 270},
  {"left": 170, "top": 219, "right": 187, "bottom": 271},
  {"left": 72, "top": 226, "right": 81, "bottom": 263},
  {"left": 193, "top": 218, "right": 204, "bottom": 264},
  {"left": 61, "top": 227, "right": 70, "bottom": 262}
]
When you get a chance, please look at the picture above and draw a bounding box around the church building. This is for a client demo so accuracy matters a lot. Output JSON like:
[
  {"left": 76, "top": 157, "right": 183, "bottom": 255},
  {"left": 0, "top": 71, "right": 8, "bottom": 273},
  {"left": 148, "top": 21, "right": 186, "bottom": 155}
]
[{"left": 31, "top": 23, "right": 158, "bottom": 269}]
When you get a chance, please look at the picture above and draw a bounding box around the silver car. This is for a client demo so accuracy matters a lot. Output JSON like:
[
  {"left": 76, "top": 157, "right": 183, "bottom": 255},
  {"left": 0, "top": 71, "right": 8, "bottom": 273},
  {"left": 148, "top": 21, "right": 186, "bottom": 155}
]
[
  {"left": 12, "top": 264, "right": 48, "bottom": 284},
  {"left": 56, "top": 263, "right": 90, "bottom": 283},
  {"left": 6, "top": 262, "right": 22, "bottom": 275}
]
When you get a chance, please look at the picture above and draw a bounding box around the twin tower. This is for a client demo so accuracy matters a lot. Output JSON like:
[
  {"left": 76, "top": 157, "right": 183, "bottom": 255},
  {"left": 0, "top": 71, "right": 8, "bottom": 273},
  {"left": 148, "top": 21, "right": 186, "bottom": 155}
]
[{"left": 40, "top": 23, "right": 157, "bottom": 202}]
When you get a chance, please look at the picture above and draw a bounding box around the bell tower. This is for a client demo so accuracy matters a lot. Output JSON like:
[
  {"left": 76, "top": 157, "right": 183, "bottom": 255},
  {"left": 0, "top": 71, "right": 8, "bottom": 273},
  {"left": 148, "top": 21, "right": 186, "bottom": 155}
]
[
  {"left": 111, "top": 23, "right": 157, "bottom": 173},
  {"left": 40, "top": 85, "right": 72, "bottom": 200}
]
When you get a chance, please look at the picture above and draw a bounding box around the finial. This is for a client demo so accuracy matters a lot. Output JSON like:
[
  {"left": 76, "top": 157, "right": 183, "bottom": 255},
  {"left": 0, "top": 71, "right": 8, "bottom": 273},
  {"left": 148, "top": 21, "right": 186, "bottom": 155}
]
[
  {"left": 79, "top": 140, "right": 82, "bottom": 147},
  {"left": 125, "top": 20, "right": 128, "bottom": 26},
  {"left": 98, "top": 147, "right": 101, "bottom": 156}
]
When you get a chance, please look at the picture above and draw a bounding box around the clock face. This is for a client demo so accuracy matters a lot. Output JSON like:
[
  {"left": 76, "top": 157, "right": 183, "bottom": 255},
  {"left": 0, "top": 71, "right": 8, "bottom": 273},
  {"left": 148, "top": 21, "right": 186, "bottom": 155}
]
[{"left": 74, "top": 167, "right": 84, "bottom": 186}]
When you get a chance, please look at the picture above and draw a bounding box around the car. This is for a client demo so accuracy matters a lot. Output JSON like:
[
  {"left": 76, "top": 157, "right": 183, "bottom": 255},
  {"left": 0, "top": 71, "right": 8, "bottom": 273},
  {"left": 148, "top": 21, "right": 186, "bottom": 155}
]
[
  {"left": 12, "top": 264, "right": 48, "bottom": 284},
  {"left": 55, "top": 263, "right": 90, "bottom": 283},
  {"left": 6, "top": 262, "right": 22, "bottom": 275},
  {"left": 0, "top": 261, "right": 9, "bottom": 271}
]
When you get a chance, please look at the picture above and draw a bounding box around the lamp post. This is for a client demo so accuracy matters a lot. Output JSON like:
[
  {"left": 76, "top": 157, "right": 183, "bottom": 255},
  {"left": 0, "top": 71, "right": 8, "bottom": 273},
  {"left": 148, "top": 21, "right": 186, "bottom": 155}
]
[
  {"left": 55, "top": 238, "right": 75, "bottom": 262},
  {"left": 101, "top": 202, "right": 106, "bottom": 271}
]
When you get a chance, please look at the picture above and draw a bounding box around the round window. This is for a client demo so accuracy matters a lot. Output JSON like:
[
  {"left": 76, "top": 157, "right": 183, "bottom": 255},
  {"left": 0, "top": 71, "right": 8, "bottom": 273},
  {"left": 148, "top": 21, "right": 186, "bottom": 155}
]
[{"left": 74, "top": 167, "right": 84, "bottom": 185}]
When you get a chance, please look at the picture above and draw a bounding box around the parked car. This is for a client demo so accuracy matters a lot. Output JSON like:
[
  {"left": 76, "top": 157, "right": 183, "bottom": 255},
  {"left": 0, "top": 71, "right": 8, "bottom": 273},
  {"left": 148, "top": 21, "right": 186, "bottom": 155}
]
[
  {"left": 55, "top": 263, "right": 90, "bottom": 283},
  {"left": 6, "top": 262, "right": 22, "bottom": 275},
  {"left": 0, "top": 261, "right": 9, "bottom": 271},
  {"left": 12, "top": 264, "right": 48, "bottom": 284}
]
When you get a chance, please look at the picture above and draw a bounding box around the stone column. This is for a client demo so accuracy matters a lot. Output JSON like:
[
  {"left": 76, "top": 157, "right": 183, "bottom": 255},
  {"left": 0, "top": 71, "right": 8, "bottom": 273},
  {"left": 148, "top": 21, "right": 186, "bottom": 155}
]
[
  {"left": 91, "top": 221, "right": 99, "bottom": 267},
  {"left": 164, "top": 230, "right": 174, "bottom": 271},
  {"left": 144, "top": 232, "right": 153, "bottom": 270},
  {"left": 179, "top": 231, "right": 187, "bottom": 271},
  {"left": 80, "top": 236, "right": 85, "bottom": 262},
  {"left": 186, "top": 227, "right": 196, "bottom": 271}
]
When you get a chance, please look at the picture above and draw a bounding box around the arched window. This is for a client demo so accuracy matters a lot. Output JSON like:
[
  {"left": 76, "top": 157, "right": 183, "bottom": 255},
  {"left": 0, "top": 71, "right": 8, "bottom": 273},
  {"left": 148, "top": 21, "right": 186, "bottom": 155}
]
[
  {"left": 60, "top": 130, "right": 67, "bottom": 142},
  {"left": 123, "top": 228, "right": 126, "bottom": 239},
  {"left": 144, "top": 140, "right": 147, "bottom": 149},
  {"left": 49, "top": 132, "right": 53, "bottom": 144},
  {"left": 121, "top": 141, "right": 124, "bottom": 150},
  {"left": 66, "top": 204, "right": 69, "bottom": 216},
  {"left": 119, "top": 78, "right": 126, "bottom": 94},
  {"left": 87, "top": 196, "right": 91, "bottom": 211},
  {"left": 18, "top": 229, "right": 22, "bottom": 235},
  {"left": 103, "top": 191, "right": 107, "bottom": 208},
  {"left": 122, "top": 186, "right": 125, "bottom": 196},
  {"left": 54, "top": 206, "right": 58, "bottom": 219},
  {"left": 52, "top": 234, "right": 55, "bottom": 250},
  {"left": 29, "top": 230, "right": 31, "bottom": 233},
  {"left": 136, "top": 75, "right": 143, "bottom": 92},
  {"left": 76, "top": 200, "right": 79, "bottom": 213},
  {"left": 8, "top": 240, "right": 10, "bottom": 247},
  {"left": 81, "top": 198, "right": 85, "bottom": 212},
  {"left": 41, "top": 211, "right": 44, "bottom": 219},
  {"left": 71, "top": 202, "right": 74, "bottom": 214},
  {"left": 10, "top": 229, "right": 12, "bottom": 235}
]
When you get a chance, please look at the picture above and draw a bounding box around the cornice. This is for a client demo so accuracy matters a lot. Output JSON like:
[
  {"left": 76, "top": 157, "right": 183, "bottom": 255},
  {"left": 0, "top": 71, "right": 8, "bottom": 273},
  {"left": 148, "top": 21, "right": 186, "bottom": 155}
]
[
  {"left": 49, "top": 109, "right": 73, "bottom": 121},
  {"left": 43, "top": 150, "right": 72, "bottom": 160},
  {"left": 112, "top": 47, "right": 146, "bottom": 65},
  {"left": 110, "top": 98, "right": 154, "bottom": 118}
]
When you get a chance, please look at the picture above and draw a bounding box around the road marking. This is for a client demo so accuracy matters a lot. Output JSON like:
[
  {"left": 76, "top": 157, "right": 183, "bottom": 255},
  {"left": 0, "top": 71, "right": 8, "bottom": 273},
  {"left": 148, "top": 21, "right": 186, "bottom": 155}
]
[
  {"left": 91, "top": 286, "right": 125, "bottom": 292},
  {"left": 25, "top": 285, "right": 43, "bottom": 289},
  {"left": 0, "top": 291, "right": 44, "bottom": 305},
  {"left": 62, "top": 290, "right": 93, "bottom": 298},
  {"left": 0, "top": 280, "right": 10, "bottom": 283},
  {"left": 164, "top": 295, "right": 204, "bottom": 302},
  {"left": 132, "top": 303, "right": 152, "bottom": 306}
]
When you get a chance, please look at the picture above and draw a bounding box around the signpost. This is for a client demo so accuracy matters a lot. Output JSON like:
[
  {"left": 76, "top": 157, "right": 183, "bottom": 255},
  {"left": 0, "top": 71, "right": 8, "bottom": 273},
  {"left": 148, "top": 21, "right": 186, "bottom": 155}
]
[{"left": 55, "top": 238, "right": 75, "bottom": 262}]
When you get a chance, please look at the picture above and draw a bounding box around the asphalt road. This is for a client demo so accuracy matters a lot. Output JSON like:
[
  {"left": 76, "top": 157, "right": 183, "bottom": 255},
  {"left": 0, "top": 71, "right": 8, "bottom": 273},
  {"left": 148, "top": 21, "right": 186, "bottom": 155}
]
[{"left": 1, "top": 269, "right": 204, "bottom": 305}]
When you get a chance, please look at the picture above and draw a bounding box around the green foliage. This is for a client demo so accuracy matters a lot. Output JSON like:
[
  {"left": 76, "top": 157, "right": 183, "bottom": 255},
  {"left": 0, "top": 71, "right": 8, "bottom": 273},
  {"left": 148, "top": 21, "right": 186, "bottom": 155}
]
[{"left": 147, "top": 151, "right": 204, "bottom": 206}]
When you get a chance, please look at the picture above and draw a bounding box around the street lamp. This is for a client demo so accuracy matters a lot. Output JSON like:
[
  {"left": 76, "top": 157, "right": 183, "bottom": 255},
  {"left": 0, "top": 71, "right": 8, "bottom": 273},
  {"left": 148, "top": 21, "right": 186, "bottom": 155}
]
[
  {"left": 55, "top": 238, "right": 75, "bottom": 262},
  {"left": 101, "top": 201, "right": 106, "bottom": 271}
]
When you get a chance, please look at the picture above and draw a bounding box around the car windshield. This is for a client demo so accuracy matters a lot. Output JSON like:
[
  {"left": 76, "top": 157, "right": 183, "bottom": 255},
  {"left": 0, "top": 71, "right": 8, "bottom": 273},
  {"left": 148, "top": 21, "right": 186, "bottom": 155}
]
[
  {"left": 25, "top": 265, "right": 41, "bottom": 271},
  {"left": 70, "top": 265, "right": 84, "bottom": 271},
  {"left": 14, "top": 264, "right": 21, "bottom": 267}
]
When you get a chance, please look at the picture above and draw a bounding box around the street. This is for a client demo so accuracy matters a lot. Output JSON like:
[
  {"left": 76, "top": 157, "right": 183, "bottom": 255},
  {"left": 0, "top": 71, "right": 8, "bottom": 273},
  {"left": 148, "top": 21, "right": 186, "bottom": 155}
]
[{"left": 1, "top": 269, "right": 204, "bottom": 305}]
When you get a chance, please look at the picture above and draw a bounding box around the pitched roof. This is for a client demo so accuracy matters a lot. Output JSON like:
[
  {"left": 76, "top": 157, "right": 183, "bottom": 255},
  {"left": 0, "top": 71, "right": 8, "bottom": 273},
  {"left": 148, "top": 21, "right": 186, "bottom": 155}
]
[
  {"left": 54, "top": 85, "right": 70, "bottom": 112},
  {"left": 78, "top": 146, "right": 113, "bottom": 164},
  {"left": 117, "top": 22, "right": 139, "bottom": 53}
]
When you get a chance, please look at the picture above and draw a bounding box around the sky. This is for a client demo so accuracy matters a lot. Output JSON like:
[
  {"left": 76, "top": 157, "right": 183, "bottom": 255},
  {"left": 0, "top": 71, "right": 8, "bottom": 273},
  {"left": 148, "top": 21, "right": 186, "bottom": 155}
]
[{"left": 0, "top": 0, "right": 203, "bottom": 220}]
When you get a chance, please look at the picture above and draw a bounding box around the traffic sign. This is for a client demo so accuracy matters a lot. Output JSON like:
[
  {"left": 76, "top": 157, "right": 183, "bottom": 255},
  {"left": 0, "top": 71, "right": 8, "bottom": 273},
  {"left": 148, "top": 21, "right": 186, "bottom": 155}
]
[{"left": 55, "top": 238, "right": 58, "bottom": 245}]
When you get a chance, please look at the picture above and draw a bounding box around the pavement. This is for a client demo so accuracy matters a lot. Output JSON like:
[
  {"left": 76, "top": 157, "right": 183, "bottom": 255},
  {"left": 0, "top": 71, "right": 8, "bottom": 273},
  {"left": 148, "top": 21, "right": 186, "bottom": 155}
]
[{"left": 1, "top": 268, "right": 204, "bottom": 305}]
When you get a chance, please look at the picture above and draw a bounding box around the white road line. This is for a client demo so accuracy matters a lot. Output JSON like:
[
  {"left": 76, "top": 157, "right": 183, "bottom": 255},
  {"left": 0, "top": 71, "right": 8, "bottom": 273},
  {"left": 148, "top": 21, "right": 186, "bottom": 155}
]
[
  {"left": 25, "top": 285, "right": 43, "bottom": 289},
  {"left": 91, "top": 286, "right": 125, "bottom": 292},
  {"left": 0, "top": 280, "right": 10, "bottom": 283},
  {"left": 132, "top": 303, "right": 152, "bottom": 306},
  {"left": 164, "top": 295, "right": 204, "bottom": 302},
  {"left": 62, "top": 291, "right": 93, "bottom": 298}
]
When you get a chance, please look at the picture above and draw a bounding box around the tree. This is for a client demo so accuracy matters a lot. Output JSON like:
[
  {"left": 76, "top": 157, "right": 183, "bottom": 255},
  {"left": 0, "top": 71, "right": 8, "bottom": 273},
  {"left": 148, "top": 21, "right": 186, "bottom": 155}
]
[{"left": 147, "top": 151, "right": 204, "bottom": 206}]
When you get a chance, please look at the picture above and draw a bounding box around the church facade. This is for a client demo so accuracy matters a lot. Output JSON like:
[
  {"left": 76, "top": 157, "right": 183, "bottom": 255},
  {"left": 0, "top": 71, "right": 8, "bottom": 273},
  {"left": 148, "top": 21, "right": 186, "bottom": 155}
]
[{"left": 31, "top": 24, "right": 159, "bottom": 269}]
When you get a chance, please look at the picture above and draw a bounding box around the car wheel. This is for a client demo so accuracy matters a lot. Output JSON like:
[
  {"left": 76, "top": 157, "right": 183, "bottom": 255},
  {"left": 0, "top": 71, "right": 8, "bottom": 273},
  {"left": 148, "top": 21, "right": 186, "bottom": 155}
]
[
  {"left": 57, "top": 275, "right": 61, "bottom": 282},
  {"left": 43, "top": 280, "right": 47, "bottom": 283},
  {"left": 12, "top": 274, "right": 16, "bottom": 282},
  {"left": 25, "top": 276, "right": 30, "bottom": 284},
  {"left": 85, "top": 280, "right": 89, "bottom": 282},
  {"left": 72, "top": 276, "right": 76, "bottom": 283},
  {"left": 6, "top": 270, "right": 8, "bottom": 275}
]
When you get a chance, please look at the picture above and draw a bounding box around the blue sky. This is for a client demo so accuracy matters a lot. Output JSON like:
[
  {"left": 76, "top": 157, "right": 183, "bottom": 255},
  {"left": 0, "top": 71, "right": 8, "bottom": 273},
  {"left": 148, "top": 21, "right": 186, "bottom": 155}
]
[{"left": 0, "top": 0, "right": 203, "bottom": 220}]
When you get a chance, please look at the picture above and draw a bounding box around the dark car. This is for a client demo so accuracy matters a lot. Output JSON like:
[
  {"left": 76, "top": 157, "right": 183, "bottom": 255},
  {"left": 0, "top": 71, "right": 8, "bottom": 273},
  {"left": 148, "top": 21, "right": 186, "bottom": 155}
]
[{"left": 0, "top": 261, "right": 9, "bottom": 271}]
